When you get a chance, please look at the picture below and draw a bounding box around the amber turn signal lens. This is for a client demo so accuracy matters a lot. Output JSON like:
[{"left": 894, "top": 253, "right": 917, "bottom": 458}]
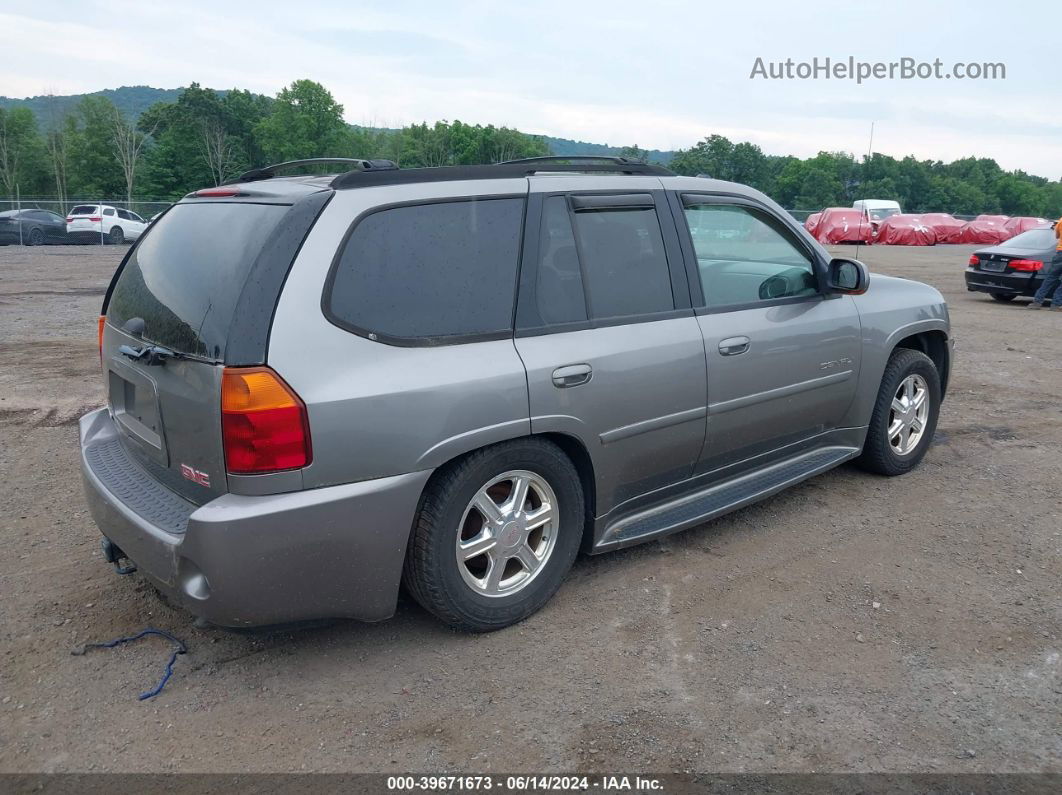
[
  {"left": 221, "top": 367, "right": 311, "bottom": 474},
  {"left": 97, "top": 316, "right": 105, "bottom": 361}
]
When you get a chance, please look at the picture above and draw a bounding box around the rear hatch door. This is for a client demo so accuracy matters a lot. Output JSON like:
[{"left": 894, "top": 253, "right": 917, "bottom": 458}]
[{"left": 102, "top": 200, "right": 298, "bottom": 505}]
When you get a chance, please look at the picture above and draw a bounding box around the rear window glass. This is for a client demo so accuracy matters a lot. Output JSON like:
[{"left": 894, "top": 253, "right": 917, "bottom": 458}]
[
  {"left": 107, "top": 202, "right": 290, "bottom": 359},
  {"left": 69, "top": 205, "right": 97, "bottom": 215},
  {"left": 1003, "top": 229, "right": 1055, "bottom": 249},
  {"left": 327, "top": 198, "right": 524, "bottom": 342}
]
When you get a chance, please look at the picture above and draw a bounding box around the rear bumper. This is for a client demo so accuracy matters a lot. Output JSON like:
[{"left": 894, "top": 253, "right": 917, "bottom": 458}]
[
  {"left": 79, "top": 407, "right": 431, "bottom": 627},
  {"left": 67, "top": 230, "right": 107, "bottom": 244},
  {"left": 964, "top": 267, "right": 1041, "bottom": 296}
]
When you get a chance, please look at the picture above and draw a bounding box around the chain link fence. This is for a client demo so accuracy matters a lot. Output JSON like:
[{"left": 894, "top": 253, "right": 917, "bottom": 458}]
[{"left": 0, "top": 198, "right": 175, "bottom": 245}]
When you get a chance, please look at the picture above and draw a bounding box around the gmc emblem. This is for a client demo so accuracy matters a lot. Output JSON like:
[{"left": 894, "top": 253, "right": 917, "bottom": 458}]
[{"left": 180, "top": 464, "right": 211, "bottom": 488}]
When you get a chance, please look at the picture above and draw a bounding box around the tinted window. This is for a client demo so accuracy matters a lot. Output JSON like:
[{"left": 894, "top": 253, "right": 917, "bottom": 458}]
[
  {"left": 535, "top": 197, "right": 587, "bottom": 325},
  {"left": 570, "top": 203, "right": 674, "bottom": 319},
  {"left": 683, "top": 203, "right": 818, "bottom": 309},
  {"left": 328, "top": 198, "right": 524, "bottom": 342},
  {"left": 107, "top": 202, "right": 290, "bottom": 359},
  {"left": 1003, "top": 229, "right": 1055, "bottom": 249},
  {"left": 69, "top": 205, "right": 97, "bottom": 215},
  {"left": 117, "top": 209, "right": 131, "bottom": 220},
  {"left": 103, "top": 208, "right": 115, "bottom": 216}
]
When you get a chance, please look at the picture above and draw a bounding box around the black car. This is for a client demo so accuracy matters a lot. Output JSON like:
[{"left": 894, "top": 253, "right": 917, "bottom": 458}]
[
  {"left": 964, "top": 227, "right": 1057, "bottom": 302},
  {"left": 0, "top": 209, "right": 69, "bottom": 246}
]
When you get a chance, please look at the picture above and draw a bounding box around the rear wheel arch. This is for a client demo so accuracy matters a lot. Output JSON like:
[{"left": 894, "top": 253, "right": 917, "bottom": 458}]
[
  {"left": 536, "top": 432, "right": 597, "bottom": 550},
  {"left": 402, "top": 435, "right": 587, "bottom": 630},
  {"left": 412, "top": 432, "right": 597, "bottom": 552}
]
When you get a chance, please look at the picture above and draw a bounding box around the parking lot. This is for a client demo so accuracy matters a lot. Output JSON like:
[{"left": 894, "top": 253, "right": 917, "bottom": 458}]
[{"left": 0, "top": 243, "right": 1059, "bottom": 774}]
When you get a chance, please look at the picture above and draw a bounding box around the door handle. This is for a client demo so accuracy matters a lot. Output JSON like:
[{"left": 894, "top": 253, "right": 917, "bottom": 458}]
[
  {"left": 718, "top": 336, "right": 751, "bottom": 356},
  {"left": 552, "top": 364, "right": 592, "bottom": 388}
]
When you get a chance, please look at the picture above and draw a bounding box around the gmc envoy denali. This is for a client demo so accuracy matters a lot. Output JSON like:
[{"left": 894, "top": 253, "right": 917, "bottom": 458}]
[{"left": 80, "top": 156, "right": 951, "bottom": 632}]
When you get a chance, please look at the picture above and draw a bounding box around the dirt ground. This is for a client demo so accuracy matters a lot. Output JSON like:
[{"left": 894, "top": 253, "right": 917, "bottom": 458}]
[{"left": 0, "top": 243, "right": 1058, "bottom": 775}]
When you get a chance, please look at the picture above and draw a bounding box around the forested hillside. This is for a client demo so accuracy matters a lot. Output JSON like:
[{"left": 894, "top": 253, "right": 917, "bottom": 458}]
[{"left": 0, "top": 81, "right": 1058, "bottom": 216}]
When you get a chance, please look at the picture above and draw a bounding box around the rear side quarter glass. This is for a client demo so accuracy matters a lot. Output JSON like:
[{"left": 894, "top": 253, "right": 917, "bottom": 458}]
[
  {"left": 324, "top": 197, "right": 525, "bottom": 345},
  {"left": 534, "top": 196, "right": 588, "bottom": 325}
]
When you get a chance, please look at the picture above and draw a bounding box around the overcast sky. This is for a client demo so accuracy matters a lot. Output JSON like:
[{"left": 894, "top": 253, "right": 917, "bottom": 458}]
[{"left": 1, "top": 0, "right": 1058, "bottom": 177}]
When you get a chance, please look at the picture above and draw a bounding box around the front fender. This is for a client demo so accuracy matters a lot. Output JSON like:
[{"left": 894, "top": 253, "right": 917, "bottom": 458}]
[{"left": 844, "top": 275, "right": 951, "bottom": 427}]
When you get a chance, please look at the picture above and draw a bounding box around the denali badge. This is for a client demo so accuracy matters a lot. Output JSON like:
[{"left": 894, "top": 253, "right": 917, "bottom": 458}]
[
  {"left": 180, "top": 464, "right": 211, "bottom": 488},
  {"left": 819, "top": 357, "right": 853, "bottom": 371}
]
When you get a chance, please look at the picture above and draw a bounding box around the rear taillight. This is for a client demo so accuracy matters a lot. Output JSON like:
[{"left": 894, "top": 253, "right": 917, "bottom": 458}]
[
  {"left": 66, "top": 217, "right": 73, "bottom": 223},
  {"left": 967, "top": 254, "right": 979, "bottom": 266},
  {"left": 221, "top": 367, "right": 311, "bottom": 474},
  {"left": 88, "top": 216, "right": 102, "bottom": 222},
  {"left": 1009, "top": 259, "right": 1043, "bottom": 272},
  {"left": 97, "top": 316, "right": 105, "bottom": 361}
]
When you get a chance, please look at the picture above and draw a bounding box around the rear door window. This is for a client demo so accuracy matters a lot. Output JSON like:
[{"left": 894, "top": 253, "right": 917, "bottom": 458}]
[
  {"left": 106, "top": 202, "right": 291, "bottom": 360},
  {"left": 569, "top": 196, "right": 675, "bottom": 319},
  {"left": 326, "top": 198, "right": 525, "bottom": 344}
]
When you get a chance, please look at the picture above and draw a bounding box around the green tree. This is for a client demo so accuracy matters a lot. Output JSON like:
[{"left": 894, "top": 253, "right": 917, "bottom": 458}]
[
  {"left": 66, "top": 97, "right": 126, "bottom": 198},
  {"left": 254, "top": 80, "right": 351, "bottom": 162},
  {"left": 618, "top": 144, "right": 649, "bottom": 164},
  {"left": 0, "top": 106, "right": 49, "bottom": 198}
]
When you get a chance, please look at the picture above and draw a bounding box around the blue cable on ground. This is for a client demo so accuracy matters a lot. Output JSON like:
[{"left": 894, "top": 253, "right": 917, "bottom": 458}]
[{"left": 76, "top": 628, "right": 187, "bottom": 700}]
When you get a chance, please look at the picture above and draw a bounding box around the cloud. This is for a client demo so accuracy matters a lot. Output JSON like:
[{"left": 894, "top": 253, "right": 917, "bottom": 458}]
[{"left": 0, "top": 0, "right": 1056, "bottom": 177}]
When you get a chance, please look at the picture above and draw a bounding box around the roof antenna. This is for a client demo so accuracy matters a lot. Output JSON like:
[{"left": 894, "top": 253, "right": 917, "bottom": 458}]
[{"left": 855, "top": 121, "right": 874, "bottom": 260}]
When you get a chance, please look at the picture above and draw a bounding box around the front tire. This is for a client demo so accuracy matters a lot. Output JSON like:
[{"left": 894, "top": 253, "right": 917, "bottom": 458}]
[
  {"left": 856, "top": 348, "right": 941, "bottom": 476},
  {"left": 990, "top": 293, "right": 1016, "bottom": 303},
  {"left": 28, "top": 228, "right": 44, "bottom": 246},
  {"left": 403, "top": 438, "right": 584, "bottom": 632}
]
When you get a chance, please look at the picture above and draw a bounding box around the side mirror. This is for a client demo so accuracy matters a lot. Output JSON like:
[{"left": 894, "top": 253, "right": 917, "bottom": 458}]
[{"left": 827, "top": 258, "right": 870, "bottom": 295}]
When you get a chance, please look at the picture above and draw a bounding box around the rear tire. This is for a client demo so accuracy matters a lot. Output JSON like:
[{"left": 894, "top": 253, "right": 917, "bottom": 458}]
[
  {"left": 403, "top": 438, "right": 584, "bottom": 632},
  {"left": 856, "top": 348, "right": 941, "bottom": 476},
  {"left": 990, "top": 293, "right": 1016, "bottom": 303},
  {"left": 108, "top": 226, "right": 124, "bottom": 245}
]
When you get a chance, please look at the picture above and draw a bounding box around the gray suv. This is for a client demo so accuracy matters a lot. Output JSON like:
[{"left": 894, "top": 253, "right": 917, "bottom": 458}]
[{"left": 80, "top": 156, "right": 951, "bottom": 632}]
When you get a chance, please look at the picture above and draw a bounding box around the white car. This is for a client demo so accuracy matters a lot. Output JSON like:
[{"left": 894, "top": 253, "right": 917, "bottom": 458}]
[{"left": 66, "top": 205, "right": 147, "bottom": 244}]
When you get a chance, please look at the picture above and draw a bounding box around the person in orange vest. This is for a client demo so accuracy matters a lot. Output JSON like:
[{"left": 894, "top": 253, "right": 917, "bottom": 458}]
[{"left": 1029, "top": 217, "right": 1062, "bottom": 309}]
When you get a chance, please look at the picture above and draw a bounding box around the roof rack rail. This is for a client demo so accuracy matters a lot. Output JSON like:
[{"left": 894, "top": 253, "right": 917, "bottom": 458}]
[
  {"left": 330, "top": 159, "right": 674, "bottom": 190},
  {"left": 226, "top": 158, "right": 398, "bottom": 184},
  {"left": 498, "top": 155, "right": 643, "bottom": 166}
]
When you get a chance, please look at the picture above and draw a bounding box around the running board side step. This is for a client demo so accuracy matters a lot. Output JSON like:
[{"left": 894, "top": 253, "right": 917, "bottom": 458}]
[{"left": 595, "top": 446, "right": 860, "bottom": 552}]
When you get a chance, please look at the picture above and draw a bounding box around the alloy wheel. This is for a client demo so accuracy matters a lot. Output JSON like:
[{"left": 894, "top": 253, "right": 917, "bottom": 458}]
[
  {"left": 887, "top": 374, "right": 930, "bottom": 455},
  {"left": 455, "top": 470, "right": 558, "bottom": 598}
]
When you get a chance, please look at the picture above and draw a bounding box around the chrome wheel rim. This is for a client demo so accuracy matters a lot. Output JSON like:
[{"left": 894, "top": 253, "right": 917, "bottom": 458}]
[
  {"left": 888, "top": 374, "right": 929, "bottom": 456},
  {"left": 456, "top": 470, "right": 558, "bottom": 598}
]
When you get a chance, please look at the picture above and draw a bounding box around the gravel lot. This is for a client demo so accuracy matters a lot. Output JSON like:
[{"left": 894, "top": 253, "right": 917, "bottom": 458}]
[{"left": 0, "top": 243, "right": 1059, "bottom": 774}]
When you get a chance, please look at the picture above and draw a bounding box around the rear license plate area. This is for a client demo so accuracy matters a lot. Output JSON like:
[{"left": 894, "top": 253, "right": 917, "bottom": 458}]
[
  {"left": 980, "top": 259, "right": 1007, "bottom": 272},
  {"left": 108, "top": 362, "right": 167, "bottom": 463}
]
